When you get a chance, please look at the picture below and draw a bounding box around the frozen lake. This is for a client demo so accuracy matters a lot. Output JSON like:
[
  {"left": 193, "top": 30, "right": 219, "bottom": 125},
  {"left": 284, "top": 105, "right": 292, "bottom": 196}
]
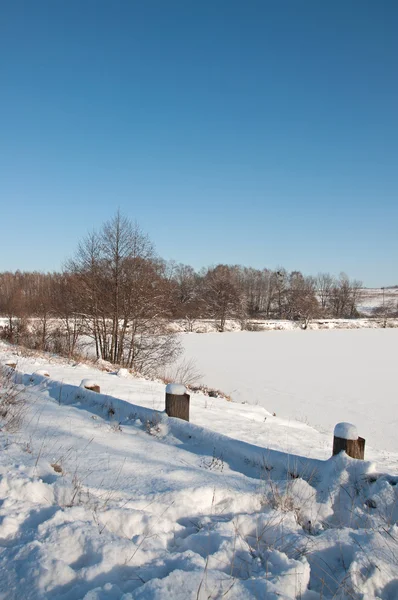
[{"left": 181, "top": 329, "right": 398, "bottom": 455}]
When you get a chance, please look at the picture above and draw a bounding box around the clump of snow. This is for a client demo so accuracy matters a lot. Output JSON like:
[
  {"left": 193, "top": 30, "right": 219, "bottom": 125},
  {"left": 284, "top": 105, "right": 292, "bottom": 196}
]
[
  {"left": 334, "top": 422, "right": 358, "bottom": 440},
  {"left": 34, "top": 369, "right": 50, "bottom": 377},
  {"left": 29, "top": 369, "right": 51, "bottom": 383},
  {"left": 117, "top": 368, "right": 130, "bottom": 378},
  {"left": 166, "top": 383, "right": 186, "bottom": 395}
]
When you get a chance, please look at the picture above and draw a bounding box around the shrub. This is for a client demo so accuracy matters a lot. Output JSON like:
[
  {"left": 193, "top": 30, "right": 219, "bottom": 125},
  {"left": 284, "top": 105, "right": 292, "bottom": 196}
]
[{"left": 0, "top": 366, "right": 27, "bottom": 432}]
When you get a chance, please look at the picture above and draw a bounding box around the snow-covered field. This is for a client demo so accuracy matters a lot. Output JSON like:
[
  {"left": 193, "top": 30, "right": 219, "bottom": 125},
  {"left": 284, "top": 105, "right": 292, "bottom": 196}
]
[
  {"left": 181, "top": 329, "right": 398, "bottom": 456},
  {"left": 1, "top": 333, "right": 398, "bottom": 599},
  {"left": 358, "top": 288, "right": 398, "bottom": 315}
]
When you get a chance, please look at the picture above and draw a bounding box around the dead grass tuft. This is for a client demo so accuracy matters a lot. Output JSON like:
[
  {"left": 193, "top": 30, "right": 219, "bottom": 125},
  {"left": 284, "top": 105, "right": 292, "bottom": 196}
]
[{"left": 0, "top": 366, "right": 27, "bottom": 432}]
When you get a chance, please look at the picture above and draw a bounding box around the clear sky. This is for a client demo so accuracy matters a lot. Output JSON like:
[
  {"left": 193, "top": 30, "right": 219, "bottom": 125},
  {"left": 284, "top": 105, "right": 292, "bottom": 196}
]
[{"left": 1, "top": 1, "right": 397, "bottom": 286}]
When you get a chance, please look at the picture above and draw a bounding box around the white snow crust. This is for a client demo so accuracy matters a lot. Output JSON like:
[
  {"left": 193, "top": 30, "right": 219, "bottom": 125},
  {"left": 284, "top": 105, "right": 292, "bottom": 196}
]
[
  {"left": 33, "top": 369, "right": 50, "bottom": 377},
  {"left": 334, "top": 422, "right": 358, "bottom": 440},
  {"left": 116, "top": 367, "right": 130, "bottom": 378},
  {"left": 166, "top": 383, "right": 186, "bottom": 395},
  {"left": 181, "top": 329, "right": 398, "bottom": 453},
  {"left": 1, "top": 336, "right": 398, "bottom": 599}
]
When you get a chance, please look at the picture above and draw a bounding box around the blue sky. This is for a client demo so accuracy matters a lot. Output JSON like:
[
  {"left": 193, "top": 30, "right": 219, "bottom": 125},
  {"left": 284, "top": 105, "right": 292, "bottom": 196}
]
[{"left": 1, "top": 1, "right": 397, "bottom": 286}]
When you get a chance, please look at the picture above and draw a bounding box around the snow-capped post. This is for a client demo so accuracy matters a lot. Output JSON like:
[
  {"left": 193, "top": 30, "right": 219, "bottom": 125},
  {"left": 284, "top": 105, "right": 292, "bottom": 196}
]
[
  {"left": 333, "top": 422, "right": 365, "bottom": 460},
  {"left": 80, "top": 379, "right": 100, "bottom": 393},
  {"left": 165, "top": 383, "right": 190, "bottom": 421}
]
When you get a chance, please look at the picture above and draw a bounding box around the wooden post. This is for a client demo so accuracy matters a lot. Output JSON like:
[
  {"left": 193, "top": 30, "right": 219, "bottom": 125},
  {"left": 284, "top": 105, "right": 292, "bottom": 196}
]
[
  {"left": 165, "top": 383, "right": 190, "bottom": 421},
  {"left": 80, "top": 379, "right": 100, "bottom": 393},
  {"left": 333, "top": 422, "right": 365, "bottom": 460},
  {"left": 85, "top": 384, "right": 100, "bottom": 393}
]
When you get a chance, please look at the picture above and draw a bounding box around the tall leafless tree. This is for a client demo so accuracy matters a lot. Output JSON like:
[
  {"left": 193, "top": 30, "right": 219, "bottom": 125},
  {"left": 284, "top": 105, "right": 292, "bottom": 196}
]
[
  {"left": 67, "top": 212, "right": 181, "bottom": 373},
  {"left": 202, "top": 265, "right": 246, "bottom": 331}
]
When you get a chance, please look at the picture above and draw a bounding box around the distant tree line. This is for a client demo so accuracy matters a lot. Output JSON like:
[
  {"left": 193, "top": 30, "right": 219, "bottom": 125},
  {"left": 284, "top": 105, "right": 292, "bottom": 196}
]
[
  {"left": 0, "top": 212, "right": 392, "bottom": 371},
  {"left": 168, "top": 265, "right": 366, "bottom": 332}
]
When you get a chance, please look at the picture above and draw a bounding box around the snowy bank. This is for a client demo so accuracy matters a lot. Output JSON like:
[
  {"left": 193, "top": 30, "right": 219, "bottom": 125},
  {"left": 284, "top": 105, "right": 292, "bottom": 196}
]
[{"left": 1, "top": 349, "right": 398, "bottom": 598}]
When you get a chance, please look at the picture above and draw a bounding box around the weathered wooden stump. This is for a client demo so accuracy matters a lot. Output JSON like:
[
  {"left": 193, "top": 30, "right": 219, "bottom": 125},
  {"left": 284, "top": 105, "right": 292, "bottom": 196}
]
[
  {"left": 80, "top": 379, "right": 100, "bottom": 393},
  {"left": 87, "top": 384, "right": 100, "bottom": 393},
  {"left": 333, "top": 422, "right": 365, "bottom": 460},
  {"left": 165, "top": 383, "right": 190, "bottom": 421}
]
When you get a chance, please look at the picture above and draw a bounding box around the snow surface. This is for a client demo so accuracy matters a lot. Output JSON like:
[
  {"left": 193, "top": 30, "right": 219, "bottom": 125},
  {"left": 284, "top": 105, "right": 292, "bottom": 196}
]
[
  {"left": 116, "top": 368, "right": 130, "bottom": 378},
  {"left": 181, "top": 329, "right": 398, "bottom": 454},
  {"left": 33, "top": 369, "right": 50, "bottom": 377},
  {"left": 334, "top": 422, "right": 358, "bottom": 441},
  {"left": 165, "top": 383, "right": 187, "bottom": 395},
  {"left": 1, "top": 340, "right": 398, "bottom": 598}
]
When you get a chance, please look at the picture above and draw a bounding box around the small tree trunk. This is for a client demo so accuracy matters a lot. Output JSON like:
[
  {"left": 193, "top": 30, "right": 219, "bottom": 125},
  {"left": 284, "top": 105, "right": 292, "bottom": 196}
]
[
  {"left": 333, "top": 436, "right": 365, "bottom": 460},
  {"left": 165, "top": 392, "right": 190, "bottom": 421}
]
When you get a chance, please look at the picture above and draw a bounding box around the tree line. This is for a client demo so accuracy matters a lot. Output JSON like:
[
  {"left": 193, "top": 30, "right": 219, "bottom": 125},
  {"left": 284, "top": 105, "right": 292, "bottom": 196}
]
[{"left": 0, "top": 212, "right": 379, "bottom": 372}]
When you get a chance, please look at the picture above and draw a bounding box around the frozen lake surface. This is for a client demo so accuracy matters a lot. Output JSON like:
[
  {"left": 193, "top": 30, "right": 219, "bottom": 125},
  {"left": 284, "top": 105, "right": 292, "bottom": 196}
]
[{"left": 181, "top": 329, "right": 398, "bottom": 454}]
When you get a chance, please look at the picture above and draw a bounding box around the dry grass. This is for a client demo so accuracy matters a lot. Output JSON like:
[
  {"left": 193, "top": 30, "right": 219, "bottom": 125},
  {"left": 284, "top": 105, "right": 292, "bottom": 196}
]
[
  {"left": 188, "top": 384, "right": 232, "bottom": 402},
  {"left": 0, "top": 366, "right": 27, "bottom": 432},
  {"left": 161, "top": 357, "right": 203, "bottom": 386}
]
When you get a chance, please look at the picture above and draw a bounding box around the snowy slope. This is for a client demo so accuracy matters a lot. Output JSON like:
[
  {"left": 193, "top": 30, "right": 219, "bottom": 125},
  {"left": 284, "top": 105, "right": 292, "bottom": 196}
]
[{"left": 1, "top": 345, "right": 398, "bottom": 599}]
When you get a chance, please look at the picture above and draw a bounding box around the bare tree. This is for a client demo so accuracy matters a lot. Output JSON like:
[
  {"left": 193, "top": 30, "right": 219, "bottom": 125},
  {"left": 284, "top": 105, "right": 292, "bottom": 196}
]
[
  {"left": 316, "top": 272, "right": 334, "bottom": 312},
  {"left": 202, "top": 265, "right": 246, "bottom": 331},
  {"left": 30, "top": 273, "right": 55, "bottom": 351},
  {"left": 51, "top": 273, "right": 85, "bottom": 356},
  {"left": 373, "top": 298, "right": 398, "bottom": 325},
  {"left": 66, "top": 230, "right": 108, "bottom": 359},
  {"left": 170, "top": 263, "right": 203, "bottom": 331},
  {"left": 0, "top": 272, "right": 26, "bottom": 342},
  {"left": 287, "top": 272, "right": 320, "bottom": 327},
  {"left": 67, "top": 212, "right": 181, "bottom": 372},
  {"left": 273, "top": 268, "right": 288, "bottom": 318},
  {"left": 328, "top": 273, "right": 363, "bottom": 318}
]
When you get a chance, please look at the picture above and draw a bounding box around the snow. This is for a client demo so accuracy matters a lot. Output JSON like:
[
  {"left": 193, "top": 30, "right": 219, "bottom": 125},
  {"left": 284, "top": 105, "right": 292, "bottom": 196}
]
[
  {"left": 334, "top": 422, "right": 358, "bottom": 440},
  {"left": 1, "top": 337, "right": 398, "bottom": 598},
  {"left": 358, "top": 287, "right": 398, "bottom": 314},
  {"left": 169, "top": 316, "right": 398, "bottom": 333},
  {"left": 181, "top": 329, "right": 398, "bottom": 454},
  {"left": 33, "top": 368, "right": 50, "bottom": 377},
  {"left": 116, "top": 368, "right": 130, "bottom": 378},
  {"left": 165, "top": 383, "right": 187, "bottom": 395}
]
